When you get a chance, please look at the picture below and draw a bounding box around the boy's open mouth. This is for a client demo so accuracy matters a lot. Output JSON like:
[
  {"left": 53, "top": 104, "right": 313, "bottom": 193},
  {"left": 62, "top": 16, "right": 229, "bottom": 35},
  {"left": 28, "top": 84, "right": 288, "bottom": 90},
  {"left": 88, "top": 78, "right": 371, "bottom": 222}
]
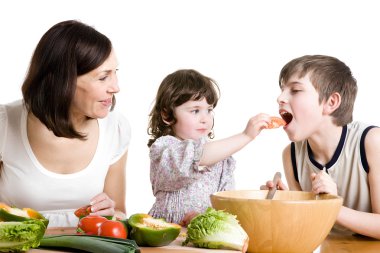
[{"left": 280, "top": 111, "right": 293, "bottom": 125}]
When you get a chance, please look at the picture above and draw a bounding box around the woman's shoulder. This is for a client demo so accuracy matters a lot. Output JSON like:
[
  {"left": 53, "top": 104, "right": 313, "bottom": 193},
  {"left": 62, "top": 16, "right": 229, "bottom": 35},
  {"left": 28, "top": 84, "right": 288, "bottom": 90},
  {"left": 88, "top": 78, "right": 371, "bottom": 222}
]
[
  {"left": 0, "top": 100, "right": 24, "bottom": 126},
  {"left": 100, "top": 109, "right": 131, "bottom": 132}
]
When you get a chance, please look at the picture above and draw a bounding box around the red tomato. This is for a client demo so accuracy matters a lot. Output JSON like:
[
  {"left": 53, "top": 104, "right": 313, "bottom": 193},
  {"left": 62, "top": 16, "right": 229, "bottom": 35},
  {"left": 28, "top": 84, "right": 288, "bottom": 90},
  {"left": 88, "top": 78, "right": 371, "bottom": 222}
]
[
  {"left": 78, "top": 215, "right": 108, "bottom": 235},
  {"left": 98, "top": 220, "right": 127, "bottom": 239},
  {"left": 74, "top": 205, "right": 92, "bottom": 218}
]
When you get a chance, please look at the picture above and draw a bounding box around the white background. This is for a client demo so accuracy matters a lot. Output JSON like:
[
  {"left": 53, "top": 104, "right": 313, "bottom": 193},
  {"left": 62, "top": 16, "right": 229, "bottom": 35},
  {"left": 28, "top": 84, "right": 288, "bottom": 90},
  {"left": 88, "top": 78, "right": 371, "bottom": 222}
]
[{"left": 1, "top": 0, "right": 379, "bottom": 216}]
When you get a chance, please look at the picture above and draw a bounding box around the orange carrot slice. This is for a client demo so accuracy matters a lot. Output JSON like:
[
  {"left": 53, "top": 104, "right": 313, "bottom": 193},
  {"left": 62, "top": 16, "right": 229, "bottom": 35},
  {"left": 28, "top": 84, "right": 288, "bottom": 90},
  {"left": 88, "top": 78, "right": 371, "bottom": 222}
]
[{"left": 268, "top": 116, "right": 286, "bottom": 129}]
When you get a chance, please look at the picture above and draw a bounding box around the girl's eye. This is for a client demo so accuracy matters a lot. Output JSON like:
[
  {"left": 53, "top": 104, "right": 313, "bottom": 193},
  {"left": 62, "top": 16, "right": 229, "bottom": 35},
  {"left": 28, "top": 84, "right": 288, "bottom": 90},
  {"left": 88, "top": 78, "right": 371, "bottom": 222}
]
[{"left": 191, "top": 109, "right": 200, "bottom": 114}]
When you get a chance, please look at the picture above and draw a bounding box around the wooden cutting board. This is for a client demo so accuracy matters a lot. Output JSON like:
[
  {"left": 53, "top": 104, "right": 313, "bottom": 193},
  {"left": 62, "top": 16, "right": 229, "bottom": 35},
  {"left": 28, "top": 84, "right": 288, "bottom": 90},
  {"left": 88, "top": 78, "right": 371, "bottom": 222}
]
[{"left": 29, "top": 227, "right": 241, "bottom": 253}]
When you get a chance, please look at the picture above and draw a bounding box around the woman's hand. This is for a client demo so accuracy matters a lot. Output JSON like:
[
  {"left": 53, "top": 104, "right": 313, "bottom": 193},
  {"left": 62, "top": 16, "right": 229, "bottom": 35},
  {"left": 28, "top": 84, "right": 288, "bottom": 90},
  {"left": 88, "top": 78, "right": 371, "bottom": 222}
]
[
  {"left": 89, "top": 192, "right": 116, "bottom": 217},
  {"left": 310, "top": 171, "right": 338, "bottom": 195}
]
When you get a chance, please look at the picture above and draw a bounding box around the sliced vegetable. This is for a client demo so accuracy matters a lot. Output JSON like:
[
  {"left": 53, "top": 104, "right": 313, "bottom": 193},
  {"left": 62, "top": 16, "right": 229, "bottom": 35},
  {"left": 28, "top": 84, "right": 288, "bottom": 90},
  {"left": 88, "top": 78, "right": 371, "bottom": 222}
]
[
  {"left": 128, "top": 213, "right": 181, "bottom": 247},
  {"left": 39, "top": 234, "right": 140, "bottom": 253},
  {"left": 77, "top": 215, "right": 108, "bottom": 235},
  {"left": 0, "top": 220, "right": 46, "bottom": 252},
  {"left": 268, "top": 116, "right": 286, "bottom": 129},
  {"left": 74, "top": 205, "right": 92, "bottom": 218},
  {"left": 0, "top": 203, "right": 49, "bottom": 227},
  {"left": 98, "top": 220, "right": 128, "bottom": 239},
  {"left": 183, "top": 207, "right": 249, "bottom": 252}
]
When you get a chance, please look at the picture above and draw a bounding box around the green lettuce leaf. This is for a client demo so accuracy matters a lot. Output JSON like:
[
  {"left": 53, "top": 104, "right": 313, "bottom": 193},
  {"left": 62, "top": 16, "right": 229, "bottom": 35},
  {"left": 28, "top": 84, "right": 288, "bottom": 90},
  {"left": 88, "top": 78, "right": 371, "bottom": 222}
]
[
  {"left": 183, "top": 207, "right": 248, "bottom": 251},
  {"left": 0, "top": 220, "right": 46, "bottom": 252}
]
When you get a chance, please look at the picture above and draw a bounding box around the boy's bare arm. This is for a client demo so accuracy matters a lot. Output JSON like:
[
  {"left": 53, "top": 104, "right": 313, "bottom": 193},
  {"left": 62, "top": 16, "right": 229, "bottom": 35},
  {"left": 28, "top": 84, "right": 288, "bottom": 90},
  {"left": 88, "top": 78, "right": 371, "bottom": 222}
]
[
  {"left": 282, "top": 144, "right": 302, "bottom": 191},
  {"left": 367, "top": 128, "right": 380, "bottom": 214},
  {"left": 337, "top": 127, "right": 380, "bottom": 239}
]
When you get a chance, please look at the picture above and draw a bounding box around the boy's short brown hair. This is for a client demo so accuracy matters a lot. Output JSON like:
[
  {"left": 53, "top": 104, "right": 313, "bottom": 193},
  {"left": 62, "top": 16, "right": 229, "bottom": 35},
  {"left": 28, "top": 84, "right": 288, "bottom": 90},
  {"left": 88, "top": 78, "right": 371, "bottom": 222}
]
[{"left": 279, "top": 55, "right": 357, "bottom": 126}]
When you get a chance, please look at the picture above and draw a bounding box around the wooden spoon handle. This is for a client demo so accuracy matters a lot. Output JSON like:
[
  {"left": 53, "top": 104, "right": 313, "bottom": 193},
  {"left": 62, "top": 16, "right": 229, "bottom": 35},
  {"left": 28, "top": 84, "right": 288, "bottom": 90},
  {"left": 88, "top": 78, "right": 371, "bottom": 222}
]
[{"left": 266, "top": 172, "right": 282, "bottom": 199}]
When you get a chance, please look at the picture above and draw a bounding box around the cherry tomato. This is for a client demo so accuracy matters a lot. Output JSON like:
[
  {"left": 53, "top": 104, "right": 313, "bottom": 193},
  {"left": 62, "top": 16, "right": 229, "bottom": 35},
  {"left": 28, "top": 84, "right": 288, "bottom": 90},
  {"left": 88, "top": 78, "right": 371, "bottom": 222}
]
[
  {"left": 77, "top": 215, "right": 108, "bottom": 235},
  {"left": 98, "top": 220, "right": 127, "bottom": 239}
]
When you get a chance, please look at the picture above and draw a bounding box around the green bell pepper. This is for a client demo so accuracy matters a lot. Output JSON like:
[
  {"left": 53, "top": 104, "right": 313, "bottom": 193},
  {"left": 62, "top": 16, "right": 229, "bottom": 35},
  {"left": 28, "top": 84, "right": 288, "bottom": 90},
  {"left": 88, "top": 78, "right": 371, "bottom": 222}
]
[{"left": 127, "top": 213, "right": 181, "bottom": 247}]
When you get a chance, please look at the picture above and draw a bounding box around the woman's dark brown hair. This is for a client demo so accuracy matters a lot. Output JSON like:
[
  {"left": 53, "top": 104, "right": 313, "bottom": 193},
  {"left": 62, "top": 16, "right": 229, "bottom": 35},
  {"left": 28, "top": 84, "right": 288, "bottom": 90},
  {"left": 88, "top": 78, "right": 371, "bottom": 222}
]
[
  {"left": 147, "top": 69, "right": 220, "bottom": 147},
  {"left": 22, "top": 20, "right": 113, "bottom": 139}
]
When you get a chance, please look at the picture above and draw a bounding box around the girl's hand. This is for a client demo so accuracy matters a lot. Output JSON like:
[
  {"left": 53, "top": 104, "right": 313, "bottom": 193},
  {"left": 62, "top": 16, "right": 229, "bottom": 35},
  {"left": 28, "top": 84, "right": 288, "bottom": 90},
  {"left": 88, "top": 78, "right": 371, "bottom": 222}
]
[
  {"left": 179, "top": 210, "right": 199, "bottom": 227},
  {"left": 310, "top": 171, "right": 338, "bottom": 195},
  {"left": 88, "top": 192, "right": 116, "bottom": 217},
  {"left": 244, "top": 113, "right": 271, "bottom": 140}
]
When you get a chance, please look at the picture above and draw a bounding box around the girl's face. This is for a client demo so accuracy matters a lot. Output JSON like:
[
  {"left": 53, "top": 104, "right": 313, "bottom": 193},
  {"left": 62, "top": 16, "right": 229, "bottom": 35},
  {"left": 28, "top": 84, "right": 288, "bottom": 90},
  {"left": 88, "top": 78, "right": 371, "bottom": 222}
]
[
  {"left": 172, "top": 97, "right": 214, "bottom": 141},
  {"left": 277, "top": 73, "right": 325, "bottom": 142},
  {"left": 72, "top": 49, "right": 119, "bottom": 121}
]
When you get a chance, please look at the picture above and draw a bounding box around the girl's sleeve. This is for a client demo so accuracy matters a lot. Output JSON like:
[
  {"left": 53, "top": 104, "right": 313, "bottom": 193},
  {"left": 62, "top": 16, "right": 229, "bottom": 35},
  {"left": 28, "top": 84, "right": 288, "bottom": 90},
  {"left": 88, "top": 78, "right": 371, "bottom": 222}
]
[
  {"left": 0, "top": 105, "right": 7, "bottom": 161},
  {"left": 217, "top": 156, "right": 236, "bottom": 192},
  {"left": 150, "top": 136, "right": 207, "bottom": 192}
]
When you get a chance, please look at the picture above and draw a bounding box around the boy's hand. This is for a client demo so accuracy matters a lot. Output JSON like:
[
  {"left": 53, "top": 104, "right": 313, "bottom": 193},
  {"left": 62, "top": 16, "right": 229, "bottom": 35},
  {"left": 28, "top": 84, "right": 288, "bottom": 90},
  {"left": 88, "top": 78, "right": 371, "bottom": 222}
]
[
  {"left": 310, "top": 171, "right": 338, "bottom": 195},
  {"left": 260, "top": 178, "right": 288, "bottom": 191}
]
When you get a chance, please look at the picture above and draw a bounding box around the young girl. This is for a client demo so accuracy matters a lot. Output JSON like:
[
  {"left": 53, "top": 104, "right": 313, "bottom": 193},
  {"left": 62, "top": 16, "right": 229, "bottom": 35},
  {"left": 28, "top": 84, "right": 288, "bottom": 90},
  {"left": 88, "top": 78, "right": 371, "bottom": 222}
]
[{"left": 147, "top": 69, "right": 272, "bottom": 226}]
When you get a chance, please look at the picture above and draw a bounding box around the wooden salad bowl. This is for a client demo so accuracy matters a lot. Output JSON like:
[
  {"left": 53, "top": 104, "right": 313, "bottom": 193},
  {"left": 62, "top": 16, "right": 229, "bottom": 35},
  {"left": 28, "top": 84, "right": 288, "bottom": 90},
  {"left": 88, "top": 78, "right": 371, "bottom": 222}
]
[{"left": 210, "top": 190, "right": 343, "bottom": 253}]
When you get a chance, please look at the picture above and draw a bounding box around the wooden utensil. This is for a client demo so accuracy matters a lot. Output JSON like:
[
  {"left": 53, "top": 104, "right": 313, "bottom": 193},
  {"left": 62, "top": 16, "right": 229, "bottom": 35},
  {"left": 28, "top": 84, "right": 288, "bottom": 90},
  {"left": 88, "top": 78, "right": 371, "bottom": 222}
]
[{"left": 266, "top": 172, "right": 282, "bottom": 199}]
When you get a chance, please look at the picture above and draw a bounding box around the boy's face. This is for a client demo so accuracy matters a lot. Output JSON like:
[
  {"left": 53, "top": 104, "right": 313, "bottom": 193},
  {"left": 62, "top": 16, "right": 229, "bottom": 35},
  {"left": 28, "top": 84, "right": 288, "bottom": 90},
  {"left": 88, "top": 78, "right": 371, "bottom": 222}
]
[{"left": 277, "top": 73, "right": 325, "bottom": 142}]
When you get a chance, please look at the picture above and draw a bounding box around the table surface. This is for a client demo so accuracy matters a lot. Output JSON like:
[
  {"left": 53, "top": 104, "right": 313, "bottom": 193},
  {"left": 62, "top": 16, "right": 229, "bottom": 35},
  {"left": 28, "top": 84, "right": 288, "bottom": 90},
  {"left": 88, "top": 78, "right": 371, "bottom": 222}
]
[{"left": 29, "top": 227, "right": 380, "bottom": 253}]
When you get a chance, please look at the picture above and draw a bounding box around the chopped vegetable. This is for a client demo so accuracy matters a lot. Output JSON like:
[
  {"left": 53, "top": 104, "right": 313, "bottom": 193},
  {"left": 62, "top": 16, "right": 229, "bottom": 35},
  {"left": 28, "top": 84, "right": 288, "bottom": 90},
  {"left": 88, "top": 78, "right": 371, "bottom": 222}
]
[
  {"left": 268, "top": 116, "right": 286, "bottom": 129},
  {"left": 0, "top": 220, "right": 46, "bottom": 252},
  {"left": 0, "top": 203, "right": 49, "bottom": 227},
  {"left": 183, "top": 207, "right": 249, "bottom": 252},
  {"left": 77, "top": 215, "right": 108, "bottom": 235},
  {"left": 128, "top": 213, "right": 181, "bottom": 247},
  {"left": 39, "top": 234, "right": 140, "bottom": 253},
  {"left": 98, "top": 220, "right": 128, "bottom": 239},
  {"left": 74, "top": 205, "right": 92, "bottom": 218}
]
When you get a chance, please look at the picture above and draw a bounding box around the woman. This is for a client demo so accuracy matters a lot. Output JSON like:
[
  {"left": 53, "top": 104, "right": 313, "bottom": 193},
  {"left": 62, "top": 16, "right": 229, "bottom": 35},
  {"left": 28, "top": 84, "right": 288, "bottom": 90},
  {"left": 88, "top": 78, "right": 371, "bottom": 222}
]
[{"left": 0, "top": 20, "right": 130, "bottom": 227}]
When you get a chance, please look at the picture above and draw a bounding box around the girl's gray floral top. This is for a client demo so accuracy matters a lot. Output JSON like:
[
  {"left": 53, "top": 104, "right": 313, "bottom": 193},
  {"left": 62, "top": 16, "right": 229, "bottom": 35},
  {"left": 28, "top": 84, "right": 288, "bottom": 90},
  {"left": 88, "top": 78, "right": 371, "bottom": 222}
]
[{"left": 148, "top": 135, "right": 236, "bottom": 224}]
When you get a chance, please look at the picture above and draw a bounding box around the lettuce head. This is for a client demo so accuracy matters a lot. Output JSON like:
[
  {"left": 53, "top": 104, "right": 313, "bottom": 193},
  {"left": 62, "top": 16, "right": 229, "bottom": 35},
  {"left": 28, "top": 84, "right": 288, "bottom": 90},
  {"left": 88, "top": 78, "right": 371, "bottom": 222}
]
[
  {"left": 183, "top": 207, "right": 249, "bottom": 252},
  {"left": 0, "top": 220, "right": 46, "bottom": 252}
]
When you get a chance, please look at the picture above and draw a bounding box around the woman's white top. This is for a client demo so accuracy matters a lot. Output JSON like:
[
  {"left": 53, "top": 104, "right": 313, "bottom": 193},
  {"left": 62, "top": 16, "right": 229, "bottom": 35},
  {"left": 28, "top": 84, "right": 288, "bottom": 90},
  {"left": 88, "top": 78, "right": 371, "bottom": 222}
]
[{"left": 0, "top": 100, "right": 131, "bottom": 227}]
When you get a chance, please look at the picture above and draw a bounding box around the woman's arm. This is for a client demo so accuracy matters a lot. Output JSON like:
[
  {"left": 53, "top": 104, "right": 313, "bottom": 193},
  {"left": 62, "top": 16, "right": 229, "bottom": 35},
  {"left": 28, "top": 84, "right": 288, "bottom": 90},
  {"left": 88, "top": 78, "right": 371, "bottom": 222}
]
[
  {"left": 90, "top": 151, "right": 128, "bottom": 218},
  {"left": 336, "top": 128, "right": 380, "bottom": 239}
]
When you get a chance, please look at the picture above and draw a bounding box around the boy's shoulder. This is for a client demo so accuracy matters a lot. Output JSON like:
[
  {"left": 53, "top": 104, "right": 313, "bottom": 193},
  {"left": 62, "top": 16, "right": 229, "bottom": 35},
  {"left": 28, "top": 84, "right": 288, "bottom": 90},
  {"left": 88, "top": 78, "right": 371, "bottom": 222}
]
[{"left": 347, "top": 121, "right": 378, "bottom": 132}]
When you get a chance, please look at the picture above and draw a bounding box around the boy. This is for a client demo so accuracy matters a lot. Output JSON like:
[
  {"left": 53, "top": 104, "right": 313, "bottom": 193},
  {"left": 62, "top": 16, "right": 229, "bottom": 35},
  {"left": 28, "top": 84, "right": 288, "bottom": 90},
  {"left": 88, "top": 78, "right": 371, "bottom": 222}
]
[{"left": 264, "top": 55, "right": 380, "bottom": 239}]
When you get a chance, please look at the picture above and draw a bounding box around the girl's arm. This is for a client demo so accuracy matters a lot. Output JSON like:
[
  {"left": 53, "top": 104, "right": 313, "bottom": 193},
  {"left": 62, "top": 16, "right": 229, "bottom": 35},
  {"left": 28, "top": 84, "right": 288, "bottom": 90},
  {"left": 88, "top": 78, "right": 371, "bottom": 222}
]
[
  {"left": 200, "top": 113, "right": 270, "bottom": 166},
  {"left": 90, "top": 151, "right": 128, "bottom": 218},
  {"left": 336, "top": 128, "right": 380, "bottom": 239}
]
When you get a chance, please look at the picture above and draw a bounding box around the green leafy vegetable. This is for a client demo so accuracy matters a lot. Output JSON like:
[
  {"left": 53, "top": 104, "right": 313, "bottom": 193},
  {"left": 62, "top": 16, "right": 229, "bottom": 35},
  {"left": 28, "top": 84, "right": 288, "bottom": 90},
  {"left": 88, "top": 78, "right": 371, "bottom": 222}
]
[
  {"left": 0, "top": 220, "right": 46, "bottom": 252},
  {"left": 183, "top": 207, "right": 249, "bottom": 252},
  {"left": 40, "top": 234, "right": 140, "bottom": 253}
]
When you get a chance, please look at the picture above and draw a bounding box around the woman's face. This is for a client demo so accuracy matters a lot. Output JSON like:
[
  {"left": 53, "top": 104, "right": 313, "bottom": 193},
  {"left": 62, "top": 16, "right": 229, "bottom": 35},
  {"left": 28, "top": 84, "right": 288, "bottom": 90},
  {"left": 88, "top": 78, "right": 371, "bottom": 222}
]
[{"left": 72, "top": 49, "right": 119, "bottom": 120}]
